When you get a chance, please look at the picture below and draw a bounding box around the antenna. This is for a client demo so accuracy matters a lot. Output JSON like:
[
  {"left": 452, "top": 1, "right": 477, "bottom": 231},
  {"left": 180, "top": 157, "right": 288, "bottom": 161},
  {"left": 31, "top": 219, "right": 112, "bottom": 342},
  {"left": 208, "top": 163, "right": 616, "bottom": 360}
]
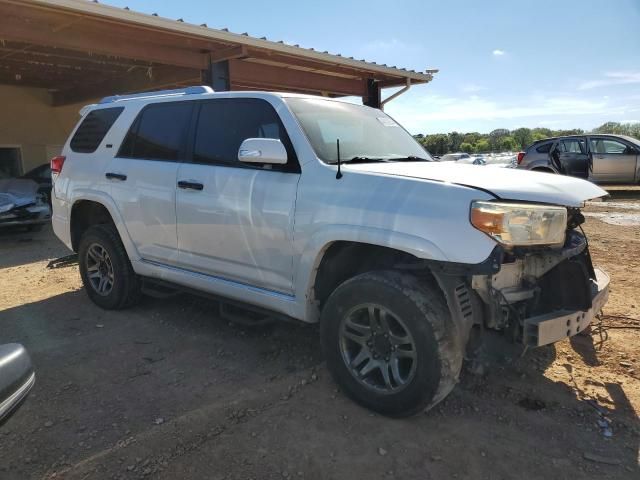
[{"left": 336, "top": 138, "right": 343, "bottom": 180}]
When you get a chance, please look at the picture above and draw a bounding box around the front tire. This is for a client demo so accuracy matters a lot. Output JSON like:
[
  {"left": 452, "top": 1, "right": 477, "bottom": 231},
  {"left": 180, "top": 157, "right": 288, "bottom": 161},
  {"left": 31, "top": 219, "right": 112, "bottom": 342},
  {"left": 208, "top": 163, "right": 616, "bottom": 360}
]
[
  {"left": 78, "top": 224, "right": 141, "bottom": 310},
  {"left": 320, "top": 271, "right": 461, "bottom": 417}
]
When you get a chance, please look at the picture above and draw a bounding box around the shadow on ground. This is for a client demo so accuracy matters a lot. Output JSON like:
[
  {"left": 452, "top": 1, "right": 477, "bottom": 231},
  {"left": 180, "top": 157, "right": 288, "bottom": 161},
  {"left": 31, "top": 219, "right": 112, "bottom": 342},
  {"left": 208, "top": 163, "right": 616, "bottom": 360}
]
[{"left": 0, "top": 286, "right": 637, "bottom": 480}]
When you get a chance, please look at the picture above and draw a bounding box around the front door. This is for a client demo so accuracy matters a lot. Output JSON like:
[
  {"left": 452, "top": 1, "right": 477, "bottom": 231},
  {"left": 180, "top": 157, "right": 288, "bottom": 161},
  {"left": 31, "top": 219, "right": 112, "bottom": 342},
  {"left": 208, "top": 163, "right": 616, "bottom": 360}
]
[
  {"left": 551, "top": 137, "right": 589, "bottom": 179},
  {"left": 589, "top": 137, "right": 638, "bottom": 183},
  {"left": 107, "top": 101, "right": 193, "bottom": 264},
  {"left": 176, "top": 98, "right": 300, "bottom": 294}
]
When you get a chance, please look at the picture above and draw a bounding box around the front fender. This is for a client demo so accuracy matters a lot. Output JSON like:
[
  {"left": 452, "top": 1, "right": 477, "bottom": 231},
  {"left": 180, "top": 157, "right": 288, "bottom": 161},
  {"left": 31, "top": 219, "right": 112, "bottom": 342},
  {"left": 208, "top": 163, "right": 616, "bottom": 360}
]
[{"left": 291, "top": 225, "right": 449, "bottom": 322}]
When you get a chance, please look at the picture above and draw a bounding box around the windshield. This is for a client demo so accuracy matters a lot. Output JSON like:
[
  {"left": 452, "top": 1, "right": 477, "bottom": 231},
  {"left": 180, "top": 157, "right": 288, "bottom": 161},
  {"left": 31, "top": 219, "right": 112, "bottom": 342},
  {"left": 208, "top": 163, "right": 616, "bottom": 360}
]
[{"left": 285, "top": 97, "right": 433, "bottom": 163}]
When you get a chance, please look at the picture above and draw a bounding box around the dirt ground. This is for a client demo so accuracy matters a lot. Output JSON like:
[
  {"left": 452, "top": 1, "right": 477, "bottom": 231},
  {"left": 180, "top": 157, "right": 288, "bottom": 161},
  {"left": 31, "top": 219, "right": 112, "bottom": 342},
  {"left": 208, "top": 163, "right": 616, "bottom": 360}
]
[{"left": 0, "top": 199, "right": 638, "bottom": 480}]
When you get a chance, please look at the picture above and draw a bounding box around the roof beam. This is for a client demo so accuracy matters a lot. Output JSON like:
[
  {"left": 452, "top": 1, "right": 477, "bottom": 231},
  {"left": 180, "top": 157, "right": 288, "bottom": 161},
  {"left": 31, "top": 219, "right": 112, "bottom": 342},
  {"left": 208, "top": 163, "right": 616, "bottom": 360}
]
[
  {"left": 0, "top": 10, "right": 209, "bottom": 70},
  {"left": 51, "top": 66, "right": 201, "bottom": 106},
  {"left": 210, "top": 45, "right": 249, "bottom": 64},
  {"left": 229, "top": 59, "right": 365, "bottom": 97}
]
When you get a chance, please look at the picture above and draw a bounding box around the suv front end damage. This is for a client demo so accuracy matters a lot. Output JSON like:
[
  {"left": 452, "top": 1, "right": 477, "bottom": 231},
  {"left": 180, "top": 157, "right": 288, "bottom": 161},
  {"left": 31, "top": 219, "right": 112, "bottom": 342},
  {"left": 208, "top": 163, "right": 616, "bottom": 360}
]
[{"left": 470, "top": 207, "right": 609, "bottom": 347}]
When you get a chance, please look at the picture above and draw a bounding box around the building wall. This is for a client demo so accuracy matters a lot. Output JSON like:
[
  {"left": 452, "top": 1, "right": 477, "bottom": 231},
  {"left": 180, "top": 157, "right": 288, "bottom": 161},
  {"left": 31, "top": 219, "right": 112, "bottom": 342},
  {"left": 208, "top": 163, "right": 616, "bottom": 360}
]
[{"left": 0, "top": 85, "right": 89, "bottom": 173}]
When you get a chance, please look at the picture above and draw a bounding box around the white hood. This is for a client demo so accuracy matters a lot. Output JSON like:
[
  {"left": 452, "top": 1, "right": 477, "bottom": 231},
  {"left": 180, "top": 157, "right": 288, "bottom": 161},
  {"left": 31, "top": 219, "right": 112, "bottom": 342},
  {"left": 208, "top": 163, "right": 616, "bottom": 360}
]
[{"left": 345, "top": 162, "right": 607, "bottom": 207}]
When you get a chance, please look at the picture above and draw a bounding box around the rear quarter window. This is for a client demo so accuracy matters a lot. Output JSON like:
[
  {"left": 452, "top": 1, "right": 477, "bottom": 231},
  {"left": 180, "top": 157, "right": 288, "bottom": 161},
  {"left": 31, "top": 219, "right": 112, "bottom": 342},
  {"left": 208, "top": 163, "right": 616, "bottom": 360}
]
[
  {"left": 535, "top": 142, "right": 553, "bottom": 153},
  {"left": 70, "top": 107, "right": 124, "bottom": 153}
]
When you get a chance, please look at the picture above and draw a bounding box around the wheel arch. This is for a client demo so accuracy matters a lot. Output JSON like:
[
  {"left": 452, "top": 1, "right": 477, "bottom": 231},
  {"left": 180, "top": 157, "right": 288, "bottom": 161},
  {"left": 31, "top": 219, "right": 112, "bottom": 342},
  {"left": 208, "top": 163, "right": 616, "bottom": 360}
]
[
  {"left": 294, "top": 227, "right": 450, "bottom": 323},
  {"left": 69, "top": 192, "right": 139, "bottom": 261}
]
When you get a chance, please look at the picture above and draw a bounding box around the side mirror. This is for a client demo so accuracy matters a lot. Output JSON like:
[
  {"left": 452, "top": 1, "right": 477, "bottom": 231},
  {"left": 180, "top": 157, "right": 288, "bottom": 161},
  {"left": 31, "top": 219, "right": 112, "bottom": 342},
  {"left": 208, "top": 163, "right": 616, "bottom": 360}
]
[
  {"left": 238, "top": 138, "right": 288, "bottom": 165},
  {"left": 0, "top": 344, "right": 35, "bottom": 426}
]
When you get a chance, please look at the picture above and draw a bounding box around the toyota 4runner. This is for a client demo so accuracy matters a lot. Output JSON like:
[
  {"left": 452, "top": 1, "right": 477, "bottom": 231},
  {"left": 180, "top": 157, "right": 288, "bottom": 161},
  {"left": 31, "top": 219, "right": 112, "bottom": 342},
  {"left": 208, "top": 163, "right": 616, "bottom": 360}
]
[{"left": 51, "top": 86, "right": 609, "bottom": 416}]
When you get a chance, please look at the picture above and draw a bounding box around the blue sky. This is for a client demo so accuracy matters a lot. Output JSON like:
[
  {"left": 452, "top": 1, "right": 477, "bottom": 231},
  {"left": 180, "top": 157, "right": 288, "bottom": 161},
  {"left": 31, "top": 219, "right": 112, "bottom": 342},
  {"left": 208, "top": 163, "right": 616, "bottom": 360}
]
[{"left": 103, "top": 0, "right": 640, "bottom": 134}]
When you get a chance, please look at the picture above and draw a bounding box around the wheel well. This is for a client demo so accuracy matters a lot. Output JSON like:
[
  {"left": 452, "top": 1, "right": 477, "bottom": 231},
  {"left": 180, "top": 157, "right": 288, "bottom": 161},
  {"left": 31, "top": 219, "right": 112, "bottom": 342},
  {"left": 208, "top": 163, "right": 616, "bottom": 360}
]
[
  {"left": 70, "top": 200, "right": 115, "bottom": 252},
  {"left": 532, "top": 167, "right": 555, "bottom": 173},
  {"left": 313, "top": 242, "right": 425, "bottom": 310}
]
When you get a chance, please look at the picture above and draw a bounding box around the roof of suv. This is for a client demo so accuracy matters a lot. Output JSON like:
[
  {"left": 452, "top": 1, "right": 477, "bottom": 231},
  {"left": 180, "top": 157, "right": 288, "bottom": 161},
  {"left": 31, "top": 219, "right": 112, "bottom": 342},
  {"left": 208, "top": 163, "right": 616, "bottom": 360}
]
[{"left": 86, "top": 87, "right": 360, "bottom": 113}]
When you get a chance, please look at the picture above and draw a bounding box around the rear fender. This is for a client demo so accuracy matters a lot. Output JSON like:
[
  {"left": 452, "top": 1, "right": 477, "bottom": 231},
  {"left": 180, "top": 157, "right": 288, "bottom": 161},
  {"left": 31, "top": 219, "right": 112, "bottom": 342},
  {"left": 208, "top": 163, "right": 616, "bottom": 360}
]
[{"left": 70, "top": 189, "right": 140, "bottom": 262}]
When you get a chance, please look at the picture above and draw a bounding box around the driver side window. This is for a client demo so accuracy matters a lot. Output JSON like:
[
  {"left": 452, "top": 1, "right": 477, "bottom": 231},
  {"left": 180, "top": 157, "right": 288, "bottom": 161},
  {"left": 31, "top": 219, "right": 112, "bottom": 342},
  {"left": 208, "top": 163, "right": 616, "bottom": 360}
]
[{"left": 192, "top": 98, "right": 299, "bottom": 172}]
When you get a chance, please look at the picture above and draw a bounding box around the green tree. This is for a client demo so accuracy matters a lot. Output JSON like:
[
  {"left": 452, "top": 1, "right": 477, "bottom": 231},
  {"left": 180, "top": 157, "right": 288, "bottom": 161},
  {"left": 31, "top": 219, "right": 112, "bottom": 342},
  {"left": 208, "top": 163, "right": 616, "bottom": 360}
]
[
  {"left": 488, "top": 128, "right": 509, "bottom": 151},
  {"left": 475, "top": 139, "right": 490, "bottom": 153},
  {"left": 459, "top": 142, "right": 474, "bottom": 153},
  {"left": 422, "top": 134, "right": 449, "bottom": 155},
  {"left": 448, "top": 131, "right": 463, "bottom": 152},
  {"left": 499, "top": 136, "right": 518, "bottom": 151},
  {"left": 512, "top": 127, "right": 533, "bottom": 150}
]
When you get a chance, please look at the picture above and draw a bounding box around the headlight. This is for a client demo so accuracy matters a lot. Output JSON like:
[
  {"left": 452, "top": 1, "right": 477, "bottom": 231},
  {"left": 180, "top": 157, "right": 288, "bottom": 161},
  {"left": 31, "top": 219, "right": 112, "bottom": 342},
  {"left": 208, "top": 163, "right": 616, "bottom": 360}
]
[{"left": 470, "top": 201, "right": 567, "bottom": 246}]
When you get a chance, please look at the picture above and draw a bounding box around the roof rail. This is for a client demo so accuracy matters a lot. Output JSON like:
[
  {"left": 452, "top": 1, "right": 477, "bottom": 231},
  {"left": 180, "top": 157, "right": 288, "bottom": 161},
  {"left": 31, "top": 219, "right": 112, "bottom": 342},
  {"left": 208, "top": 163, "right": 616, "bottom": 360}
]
[{"left": 99, "top": 86, "right": 214, "bottom": 104}]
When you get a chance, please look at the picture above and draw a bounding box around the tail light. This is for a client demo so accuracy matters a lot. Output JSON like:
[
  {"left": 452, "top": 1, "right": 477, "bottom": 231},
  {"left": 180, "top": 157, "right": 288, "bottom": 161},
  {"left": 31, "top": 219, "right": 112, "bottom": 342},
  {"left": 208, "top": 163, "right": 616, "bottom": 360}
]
[
  {"left": 50, "top": 155, "right": 66, "bottom": 175},
  {"left": 516, "top": 152, "right": 525, "bottom": 165}
]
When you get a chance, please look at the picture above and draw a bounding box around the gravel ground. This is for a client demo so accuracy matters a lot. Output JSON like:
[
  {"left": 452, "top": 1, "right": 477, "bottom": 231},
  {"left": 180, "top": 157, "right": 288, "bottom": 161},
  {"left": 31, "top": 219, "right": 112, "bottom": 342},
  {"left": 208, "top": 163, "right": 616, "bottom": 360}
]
[{"left": 0, "top": 200, "right": 638, "bottom": 480}]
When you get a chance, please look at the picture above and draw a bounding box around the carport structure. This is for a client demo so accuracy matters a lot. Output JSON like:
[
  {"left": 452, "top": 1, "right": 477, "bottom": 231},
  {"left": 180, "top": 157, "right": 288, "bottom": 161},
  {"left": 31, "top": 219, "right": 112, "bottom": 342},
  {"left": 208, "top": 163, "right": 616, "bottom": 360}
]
[
  {"left": 0, "top": 0, "right": 435, "bottom": 107},
  {"left": 0, "top": 0, "right": 435, "bottom": 173}
]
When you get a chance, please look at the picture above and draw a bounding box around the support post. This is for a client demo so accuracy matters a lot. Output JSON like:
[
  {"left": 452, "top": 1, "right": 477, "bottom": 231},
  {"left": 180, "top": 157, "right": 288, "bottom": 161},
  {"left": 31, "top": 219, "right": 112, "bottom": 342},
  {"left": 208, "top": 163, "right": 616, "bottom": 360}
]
[
  {"left": 363, "top": 78, "right": 381, "bottom": 109},
  {"left": 208, "top": 59, "right": 230, "bottom": 91}
]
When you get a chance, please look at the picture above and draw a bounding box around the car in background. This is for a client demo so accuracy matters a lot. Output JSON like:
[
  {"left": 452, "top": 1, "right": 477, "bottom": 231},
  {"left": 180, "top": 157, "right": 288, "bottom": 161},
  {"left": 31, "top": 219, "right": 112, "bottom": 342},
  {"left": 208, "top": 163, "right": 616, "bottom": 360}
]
[
  {"left": 21, "top": 164, "right": 52, "bottom": 205},
  {"left": 439, "top": 152, "right": 471, "bottom": 162},
  {"left": 0, "top": 175, "right": 51, "bottom": 231},
  {"left": 517, "top": 134, "right": 640, "bottom": 183}
]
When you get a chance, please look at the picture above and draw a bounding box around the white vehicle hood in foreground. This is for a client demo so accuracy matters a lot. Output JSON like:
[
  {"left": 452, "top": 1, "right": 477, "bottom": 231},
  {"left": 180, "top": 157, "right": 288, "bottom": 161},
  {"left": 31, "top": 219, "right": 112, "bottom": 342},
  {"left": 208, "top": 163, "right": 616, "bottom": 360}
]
[{"left": 345, "top": 162, "right": 607, "bottom": 206}]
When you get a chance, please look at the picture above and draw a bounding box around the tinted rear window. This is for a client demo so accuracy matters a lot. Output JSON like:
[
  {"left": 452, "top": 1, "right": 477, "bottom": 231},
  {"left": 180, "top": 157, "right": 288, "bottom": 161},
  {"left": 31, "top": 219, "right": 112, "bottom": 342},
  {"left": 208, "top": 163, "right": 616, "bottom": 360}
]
[
  {"left": 119, "top": 102, "right": 193, "bottom": 161},
  {"left": 70, "top": 107, "right": 124, "bottom": 153},
  {"left": 535, "top": 142, "right": 552, "bottom": 153}
]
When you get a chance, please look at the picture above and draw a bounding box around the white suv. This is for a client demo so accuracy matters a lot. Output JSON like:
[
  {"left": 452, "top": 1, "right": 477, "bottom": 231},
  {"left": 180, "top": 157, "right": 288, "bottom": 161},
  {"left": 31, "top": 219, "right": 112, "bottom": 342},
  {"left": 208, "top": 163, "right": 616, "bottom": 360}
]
[{"left": 51, "top": 87, "right": 609, "bottom": 416}]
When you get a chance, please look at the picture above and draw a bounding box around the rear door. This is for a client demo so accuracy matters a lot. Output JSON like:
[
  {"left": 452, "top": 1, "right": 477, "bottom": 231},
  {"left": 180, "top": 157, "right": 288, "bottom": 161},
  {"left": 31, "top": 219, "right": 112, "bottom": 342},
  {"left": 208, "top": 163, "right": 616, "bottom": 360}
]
[
  {"left": 589, "top": 136, "right": 638, "bottom": 183},
  {"left": 107, "top": 101, "right": 193, "bottom": 264},
  {"left": 175, "top": 98, "right": 300, "bottom": 294},
  {"left": 551, "top": 137, "right": 589, "bottom": 179}
]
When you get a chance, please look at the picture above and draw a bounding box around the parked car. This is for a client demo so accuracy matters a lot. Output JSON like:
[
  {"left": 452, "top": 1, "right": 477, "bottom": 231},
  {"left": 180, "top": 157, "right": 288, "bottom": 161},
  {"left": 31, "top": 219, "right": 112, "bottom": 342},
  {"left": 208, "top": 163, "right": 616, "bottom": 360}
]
[
  {"left": 517, "top": 134, "right": 640, "bottom": 183},
  {"left": 0, "top": 344, "right": 35, "bottom": 426},
  {"left": 439, "top": 152, "right": 471, "bottom": 162},
  {"left": 21, "top": 163, "right": 52, "bottom": 205},
  {"left": 52, "top": 87, "right": 609, "bottom": 417},
  {"left": 0, "top": 176, "right": 51, "bottom": 231}
]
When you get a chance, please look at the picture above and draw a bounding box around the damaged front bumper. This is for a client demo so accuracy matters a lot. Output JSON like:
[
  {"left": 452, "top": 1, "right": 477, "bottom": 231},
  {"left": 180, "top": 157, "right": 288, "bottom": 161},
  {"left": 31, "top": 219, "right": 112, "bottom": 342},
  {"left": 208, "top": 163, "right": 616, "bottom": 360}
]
[
  {"left": 470, "top": 229, "right": 610, "bottom": 347},
  {"left": 522, "top": 267, "right": 609, "bottom": 346}
]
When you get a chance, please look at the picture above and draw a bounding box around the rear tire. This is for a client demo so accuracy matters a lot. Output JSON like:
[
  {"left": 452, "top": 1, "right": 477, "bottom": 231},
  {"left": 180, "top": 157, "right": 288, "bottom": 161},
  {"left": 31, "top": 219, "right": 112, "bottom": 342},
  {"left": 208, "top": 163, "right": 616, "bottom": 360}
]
[
  {"left": 78, "top": 224, "right": 141, "bottom": 310},
  {"left": 320, "top": 270, "right": 461, "bottom": 417}
]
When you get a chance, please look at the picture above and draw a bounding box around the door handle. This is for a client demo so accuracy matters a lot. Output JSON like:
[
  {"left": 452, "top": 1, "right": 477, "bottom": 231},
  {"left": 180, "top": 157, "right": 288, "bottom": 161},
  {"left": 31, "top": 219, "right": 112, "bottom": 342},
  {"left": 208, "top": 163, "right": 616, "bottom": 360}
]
[
  {"left": 178, "top": 180, "right": 204, "bottom": 191},
  {"left": 105, "top": 172, "right": 127, "bottom": 181}
]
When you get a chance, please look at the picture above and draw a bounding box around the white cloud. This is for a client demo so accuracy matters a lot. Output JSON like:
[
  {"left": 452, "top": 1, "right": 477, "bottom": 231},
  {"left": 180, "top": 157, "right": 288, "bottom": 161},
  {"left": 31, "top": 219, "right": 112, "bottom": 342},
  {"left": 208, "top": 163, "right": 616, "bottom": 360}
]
[
  {"left": 385, "top": 92, "right": 631, "bottom": 133},
  {"left": 492, "top": 49, "right": 505, "bottom": 56},
  {"left": 578, "top": 71, "right": 640, "bottom": 90}
]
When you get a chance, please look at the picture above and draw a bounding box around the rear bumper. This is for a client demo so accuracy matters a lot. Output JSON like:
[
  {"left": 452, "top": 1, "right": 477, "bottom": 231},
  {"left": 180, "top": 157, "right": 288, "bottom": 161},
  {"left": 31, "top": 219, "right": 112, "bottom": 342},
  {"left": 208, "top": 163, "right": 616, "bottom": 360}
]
[{"left": 522, "top": 267, "right": 609, "bottom": 347}]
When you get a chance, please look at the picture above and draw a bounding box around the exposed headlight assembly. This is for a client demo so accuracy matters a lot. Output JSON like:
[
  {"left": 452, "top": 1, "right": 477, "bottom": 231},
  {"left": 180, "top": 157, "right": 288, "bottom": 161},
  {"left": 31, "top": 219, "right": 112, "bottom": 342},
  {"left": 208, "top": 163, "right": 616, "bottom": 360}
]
[{"left": 470, "top": 201, "right": 567, "bottom": 246}]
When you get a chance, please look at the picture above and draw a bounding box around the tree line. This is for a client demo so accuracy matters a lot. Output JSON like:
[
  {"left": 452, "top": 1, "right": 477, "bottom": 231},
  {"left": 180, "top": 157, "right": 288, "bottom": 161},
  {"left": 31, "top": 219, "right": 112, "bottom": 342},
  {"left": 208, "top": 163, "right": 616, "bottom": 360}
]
[{"left": 414, "top": 121, "right": 640, "bottom": 155}]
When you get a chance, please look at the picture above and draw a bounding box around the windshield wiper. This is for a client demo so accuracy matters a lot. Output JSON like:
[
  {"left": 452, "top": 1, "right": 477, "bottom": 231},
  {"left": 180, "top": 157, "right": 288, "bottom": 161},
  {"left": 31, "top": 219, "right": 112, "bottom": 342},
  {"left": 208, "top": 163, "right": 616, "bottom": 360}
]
[
  {"left": 327, "top": 156, "right": 387, "bottom": 165},
  {"left": 385, "top": 156, "right": 433, "bottom": 162}
]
